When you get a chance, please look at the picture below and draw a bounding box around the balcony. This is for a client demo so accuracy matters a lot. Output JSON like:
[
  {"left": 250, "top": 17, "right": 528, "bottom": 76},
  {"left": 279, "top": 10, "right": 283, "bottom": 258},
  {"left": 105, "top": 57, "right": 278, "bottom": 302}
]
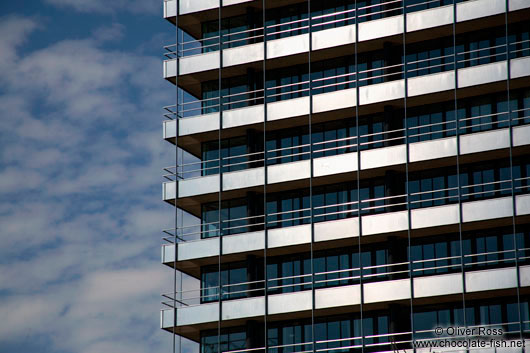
[
  {"left": 163, "top": 0, "right": 530, "bottom": 79},
  {"left": 162, "top": 120, "right": 530, "bottom": 203},
  {"left": 160, "top": 263, "right": 530, "bottom": 338},
  {"left": 161, "top": 0, "right": 530, "bottom": 349},
  {"left": 163, "top": 41, "right": 530, "bottom": 148},
  {"left": 162, "top": 189, "right": 530, "bottom": 273},
  {"left": 164, "top": 0, "right": 256, "bottom": 20}
]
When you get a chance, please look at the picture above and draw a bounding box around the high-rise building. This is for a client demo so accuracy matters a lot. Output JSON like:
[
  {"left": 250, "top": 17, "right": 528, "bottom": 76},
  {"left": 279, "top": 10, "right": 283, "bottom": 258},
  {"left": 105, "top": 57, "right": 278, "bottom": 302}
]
[{"left": 160, "top": 1, "right": 530, "bottom": 353}]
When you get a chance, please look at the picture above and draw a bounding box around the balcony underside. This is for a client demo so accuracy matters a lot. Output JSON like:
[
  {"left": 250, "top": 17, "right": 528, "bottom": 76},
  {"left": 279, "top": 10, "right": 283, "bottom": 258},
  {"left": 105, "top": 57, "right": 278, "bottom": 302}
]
[
  {"left": 164, "top": 59, "right": 530, "bottom": 160},
  {"left": 163, "top": 1, "right": 530, "bottom": 88},
  {"left": 162, "top": 196, "right": 530, "bottom": 279},
  {"left": 161, "top": 265, "right": 530, "bottom": 341},
  {"left": 163, "top": 125, "right": 530, "bottom": 217}
]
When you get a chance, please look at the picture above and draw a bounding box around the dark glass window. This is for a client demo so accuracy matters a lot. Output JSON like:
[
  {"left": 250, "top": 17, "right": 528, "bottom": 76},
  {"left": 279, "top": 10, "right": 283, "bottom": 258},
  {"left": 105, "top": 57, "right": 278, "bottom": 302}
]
[
  {"left": 200, "top": 226, "right": 530, "bottom": 301},
  {"left": 455, "top": 25, "right": 508, "bottom": 69},
  {"left": 511, "top": 88, "right": 530, "bottom": 126},
  {"left": 311, "top": 57, "right": 356, "bottom": 94},
  {"left": 407, "top": 101, "right": 457, "bottom": 142},
  {"left": 521, "top": 300, "right": 530, "bottom": 332},
  {"left": 313, "top": 182, "right": 358, "bottom": 222},
  {"left": 362, "top": 314, "right": 391, "bottom": 349},
  {"left": 198, "top": 22, "right": 530, "bottom": 113},
  {"left": 413, "top": 298, "right": 528, "bottom": 338},
  {"left": 513, "top": 157, "right": 530, "bottom": 196},
  {"left": 310, "top": 0, "right": 356, "bottom": 32},
  {"left": 268, "top": 320, "right": 312, "bottom": 353},
  {"left": 406, "top": 36, "right": 454, "bottom": 78},
  {"left": 265, "top": 313, "right": 388, "bottom": 353},
  {"left": 358, "top": 113, "right": 387, "bottom": 150},
  {"left": 462, "top": 228, "right": 529, "bottom": 270},
  {"left": 411, "top": 226, "right": 530, "bottom": 276},
  {"left": 266, "top": 247, "right": 385, "bottom": 294},
  {"left": 202, "top": 136, "right": 260, "bottom": 176},
  {"left": 201, "top": 198, "right": 250, "bottom": 238},
  {"left": 266, "top": 126, "right": 310, "bottom": 166},
  {"left": 199, "top": 87, "right": 529, "bottom": 175},
  {"left": 313, "top": 119, "right": 357, "bottom": 157},
  {"left": 265, "top": 3, "right": 309, "bottom": 40},
  {"left": 405, "top": 0, "right": 453, "bottom": 13},
  {"left": 357, "top": 0, "right": 402, "bottom": 23},
  {"left": 201, "top": 245, "right": 393, "bottom": 298},
  {"left": 202, "top": 12, "right": 263, "bottom": 52},
  {"left": 358, "top": 49, "right": 396, "bottom": 86},
  {"left": 411, "top": 234, "right": 461, "bottom": 276},
  {"left": 464, "top": 298, "right": 527, "bottom": 335},
  {"left": 201, "top": 118, "right": 360, "bottom": 176},
  {"left": 199, "top": 0, "right": 477, "bottom": 53},
  {"left": 202, "top": 74, "right": 264, "bottom": 113},
  {"left": 199, "top": 298, "right": 526, "bottom": 351},
  {"left": 409, "top": 166, "right": 458, "bottom": 209},
  {"left": 413, "top": 304, "right": 464, "bottom": 339},
  {"left": 202, "top": 203, "right": 221, "bottom": 238},
  {"left": 201, "top": 160, "right": 529, "bottom": 237},
  {"left": 509, "top": 20, "right": 530, "bottom": 59},
  {"left": 266, "top": 64, "right": 310, "bottom": 103},
  {"left": 267, "top": 254, "right": 311, "bottom": 294},
  {"left": 457, "top": 93, "right": 511, "bottom": 134},
  {"left": 267, "top": 188, "right": 311, "bottom": 229},
  {"left": 201, "top": 328, "right": 246, "bottom": 353},
  {"left": 201, "top": 262, "right": 251, "bottom": 302},
  {"left": 459, "top": 160, "right": 512, "bottom": 202}
]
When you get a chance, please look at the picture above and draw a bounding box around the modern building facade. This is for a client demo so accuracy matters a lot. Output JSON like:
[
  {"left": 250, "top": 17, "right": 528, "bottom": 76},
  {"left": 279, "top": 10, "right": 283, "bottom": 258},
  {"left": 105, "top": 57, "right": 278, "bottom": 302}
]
[{"left": 160, "top": 1, "right": 530, "bottom": 352}]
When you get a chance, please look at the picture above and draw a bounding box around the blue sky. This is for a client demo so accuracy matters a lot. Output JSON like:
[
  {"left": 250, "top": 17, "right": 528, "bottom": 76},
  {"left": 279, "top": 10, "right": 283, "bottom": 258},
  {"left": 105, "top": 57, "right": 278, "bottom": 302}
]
[{"left": 0, "top": 1, "right": 195, "bottom": 352}]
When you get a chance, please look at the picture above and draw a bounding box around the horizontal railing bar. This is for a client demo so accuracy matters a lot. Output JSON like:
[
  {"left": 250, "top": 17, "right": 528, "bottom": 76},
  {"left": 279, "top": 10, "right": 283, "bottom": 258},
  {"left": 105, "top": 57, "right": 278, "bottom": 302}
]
[
  {"left": 169, "top": 12, "right": 530, "bottom": 59},
  {"left": 311, "top": 8, "right": 357, "bottom": 21},
  {"left": 413, "top": 263, "right": 461, "bottom": 272},
  {"left": 312, "top": 16, "right": 356, "bottom": 29},
  {"left": 267, "top": 24, "right": 309, "bottom": 38}
]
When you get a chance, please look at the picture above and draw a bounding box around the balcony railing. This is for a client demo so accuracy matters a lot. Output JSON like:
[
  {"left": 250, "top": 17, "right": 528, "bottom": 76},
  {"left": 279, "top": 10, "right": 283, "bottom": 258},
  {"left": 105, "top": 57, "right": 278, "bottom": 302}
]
[
  {"left": 162, "top": 245, "right": 529, "bottom": 307},
  {"left": 161, "top": 176, "right": 530, "bottom": 244},
  {"left": 164, "top": 0, "right": 480, "bottom": 59},
  {"left": 162, "top": 106, "right": 529, "bottom": 181},
  {"left": 163, "top": 39, "right": 530, "bottom": 120},
  {"left": 185, "top": 326, "right": 528, "bottom": 353}
]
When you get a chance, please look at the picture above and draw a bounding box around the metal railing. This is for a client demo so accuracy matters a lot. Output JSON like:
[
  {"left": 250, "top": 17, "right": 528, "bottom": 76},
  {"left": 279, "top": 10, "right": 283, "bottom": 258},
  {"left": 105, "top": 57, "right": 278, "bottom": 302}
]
[
  {"left": 163, "top": 38, "right": 530, "bottom": 120},
  {"left": 163, "top": 106, "right": 530, "bottom": 180},
  {"left": 199, "top": 327, "right": 529, "bottom": 353},
  {"left": 161, "top": 243, "right": 529, "bottom": 308},
  {"left": 165, "top": 0, "right": 483, "bottom": 59},
  {"left": 162, "top": 175, "right": 530, "bottom": 244}
]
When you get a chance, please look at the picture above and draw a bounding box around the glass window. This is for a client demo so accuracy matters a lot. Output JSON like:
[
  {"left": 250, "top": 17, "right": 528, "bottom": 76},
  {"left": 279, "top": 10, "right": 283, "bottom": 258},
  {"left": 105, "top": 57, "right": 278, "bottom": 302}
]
[
  {"left": 462, "top": 227, "right": 518, "bottom": 270},
  {"left": 201, "top": 329, "right": 247, "bottom": 353},
  {"left": 201, "top": 262, "right": 250, "bottom": 302}
]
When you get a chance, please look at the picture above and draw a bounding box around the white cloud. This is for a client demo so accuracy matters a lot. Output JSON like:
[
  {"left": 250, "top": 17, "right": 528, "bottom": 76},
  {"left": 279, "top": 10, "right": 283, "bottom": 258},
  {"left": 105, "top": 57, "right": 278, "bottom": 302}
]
[
  {"left": 92, "top": 23, "right": 126, "bottom": 43},
  {"left": 0, "top": 265, "right": 173, "bottom": 353},
  {"left": 44, "top": 0, "right": 160, "bottom": 15},
  {"left": 0, "top": 15, "right": 182, "bottom": 353},
  {"left": 79, "top": 267, "right": 166, "bottom": 304},
  {"left": 0, "top": 16, "right": 39, "bottom": 71}
]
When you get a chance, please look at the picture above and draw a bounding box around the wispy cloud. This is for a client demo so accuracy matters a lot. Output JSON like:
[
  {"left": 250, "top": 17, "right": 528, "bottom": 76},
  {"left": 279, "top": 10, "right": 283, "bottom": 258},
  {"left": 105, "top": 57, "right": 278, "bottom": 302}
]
[
  {"left": 0, "top": 14, "right": 197, "bottom": 353},
  {"left": 44, "top": 0, "right": 160, "bottom": 15},
  {"left": 0, "top": 16, "right": 39, "bottom": 68},
  {"left": 92, "top": 23, "right": 126, "bottom": 43}
]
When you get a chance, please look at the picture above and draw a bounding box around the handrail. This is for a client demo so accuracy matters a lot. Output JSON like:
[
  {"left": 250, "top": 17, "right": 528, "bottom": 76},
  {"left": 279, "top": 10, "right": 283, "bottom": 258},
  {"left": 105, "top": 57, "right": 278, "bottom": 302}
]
[
  {"left": 174, "top": 175, "right": 525, "bottom": 232},
  {"left": 161, "top": 174, "right": 530, "bottom": 243},
  {"left": 164, "top": 38, "right": 530, "bottom": 119},
  {"left": 163, "top": 106, "right": 530, "bottom": 179},
  {"left": 166, "top": 0, "right": 513, "bottom": 59},
  {"left": 201, "top": 123, "right": 520, "bottom": 175},
  {"left": 161, "top": 241, "right": 530, "bottom": 306}
]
